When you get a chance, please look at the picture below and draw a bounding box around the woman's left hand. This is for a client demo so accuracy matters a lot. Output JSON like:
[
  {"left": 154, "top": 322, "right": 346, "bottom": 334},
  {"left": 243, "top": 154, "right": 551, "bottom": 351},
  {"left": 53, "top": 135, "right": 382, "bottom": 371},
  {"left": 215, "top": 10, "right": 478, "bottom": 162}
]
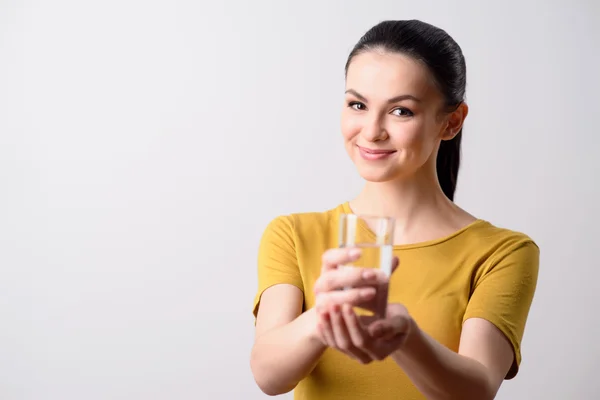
[{"left": 316, "top": 302, "right": 413, "bottom": 364}]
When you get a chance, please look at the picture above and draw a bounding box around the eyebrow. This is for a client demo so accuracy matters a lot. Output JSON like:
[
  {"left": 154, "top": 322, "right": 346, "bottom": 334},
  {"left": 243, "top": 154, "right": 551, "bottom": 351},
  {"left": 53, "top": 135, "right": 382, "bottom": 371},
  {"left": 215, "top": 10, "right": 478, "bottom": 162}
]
[{"left": 345, "top": 89, "right": 421, "bottom": 103}]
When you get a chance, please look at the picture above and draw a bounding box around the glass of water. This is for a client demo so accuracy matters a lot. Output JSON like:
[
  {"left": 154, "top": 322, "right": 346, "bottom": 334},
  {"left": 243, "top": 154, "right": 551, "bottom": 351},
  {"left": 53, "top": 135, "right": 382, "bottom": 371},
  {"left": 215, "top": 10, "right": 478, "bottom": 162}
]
[{"left": 338, "top": 213, "right": 395, "bottom": 318}]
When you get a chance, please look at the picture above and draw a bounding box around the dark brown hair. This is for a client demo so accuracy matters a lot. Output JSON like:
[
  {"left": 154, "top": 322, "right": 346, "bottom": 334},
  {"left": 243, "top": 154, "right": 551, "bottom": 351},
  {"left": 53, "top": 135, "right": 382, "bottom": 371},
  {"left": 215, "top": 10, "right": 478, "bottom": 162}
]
[{"left": 345, "top": 20, "right": 467, "bottom": 201}]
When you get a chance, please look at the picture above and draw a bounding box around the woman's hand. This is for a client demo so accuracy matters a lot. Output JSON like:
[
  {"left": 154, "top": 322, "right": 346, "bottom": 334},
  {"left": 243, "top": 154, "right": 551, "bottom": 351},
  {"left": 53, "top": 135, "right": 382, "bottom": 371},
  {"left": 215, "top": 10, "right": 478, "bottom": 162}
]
[
  {"left": 314, "top": 248, "right": 411, "bottom": 364},
  {"left": 313, "top": 248, "right": 391, "bottom": 315},
  {"left": 319, "top": 302, "right": 413, "bottom": 364}
]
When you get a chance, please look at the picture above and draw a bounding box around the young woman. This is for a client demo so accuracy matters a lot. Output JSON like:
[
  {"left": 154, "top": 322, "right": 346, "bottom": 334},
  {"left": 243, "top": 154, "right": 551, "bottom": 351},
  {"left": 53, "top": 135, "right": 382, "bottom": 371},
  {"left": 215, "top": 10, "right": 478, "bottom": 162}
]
[{"left": 250, "top": 20, "right": 539, "bottom": 400}]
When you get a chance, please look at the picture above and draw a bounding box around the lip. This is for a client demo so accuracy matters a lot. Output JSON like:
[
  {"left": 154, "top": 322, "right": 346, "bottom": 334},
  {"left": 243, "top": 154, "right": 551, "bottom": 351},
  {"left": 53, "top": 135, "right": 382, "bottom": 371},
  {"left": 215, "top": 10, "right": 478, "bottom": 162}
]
[{"left": 357, "top": 145, "right": 396, "bottom": 161}]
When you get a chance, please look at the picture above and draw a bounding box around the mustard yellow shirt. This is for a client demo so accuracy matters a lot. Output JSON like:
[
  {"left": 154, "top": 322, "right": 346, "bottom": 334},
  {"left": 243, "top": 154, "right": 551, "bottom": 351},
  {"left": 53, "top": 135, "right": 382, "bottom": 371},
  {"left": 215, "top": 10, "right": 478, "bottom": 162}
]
[{"left": 253, "top": 202, "right": 539, "bottom": 400}]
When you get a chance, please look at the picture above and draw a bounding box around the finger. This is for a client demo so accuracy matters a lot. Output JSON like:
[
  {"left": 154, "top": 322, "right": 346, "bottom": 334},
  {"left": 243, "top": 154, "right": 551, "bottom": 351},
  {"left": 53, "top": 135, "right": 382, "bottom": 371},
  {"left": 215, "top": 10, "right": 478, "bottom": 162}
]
[
  {"left": 334, "top": 304, "right": 371, "bottom": 364},
  {"left": 314, "top": 267, "right": 388, "bottom": 293},
  {"left": 372, "top": 330, "right": 408, "bottom": 357},
  {"left": 317, "top": 286, "right": 376, "bottom": 309},
  {"left": 391, "top": 256, "right": 399, "bottom": 275},
  {"left": 321, "top": 248, "right": 362, "bottom": 272},
  {"left": 342, "top": 303, "right": 368, "bottom": 348},
  {"left": 359, "top": 314, "right": 389, "bottom": 338},
  {"left": 317, "top": 309, "right": 336, "bottom": 347},
  {"left": 317, "top": 267, "right": 386, "bottom": 292},
  {"left": 330, "top": 304, "right": 350, "bottom": 350},
  {"left": 349, "top": 316, "right": 399, "bottom": 361},
  {"left": 368, "top": 315, "right": 410, "bottom": 339},
  {"left": 357, "top": 314, "right": 379, "bottom": 326},
  {"left": 342, "top": 304, "right": 382, "bottom": 362},
  {"left": 369, "top": 320, "right": 394, "bottom": 340}
]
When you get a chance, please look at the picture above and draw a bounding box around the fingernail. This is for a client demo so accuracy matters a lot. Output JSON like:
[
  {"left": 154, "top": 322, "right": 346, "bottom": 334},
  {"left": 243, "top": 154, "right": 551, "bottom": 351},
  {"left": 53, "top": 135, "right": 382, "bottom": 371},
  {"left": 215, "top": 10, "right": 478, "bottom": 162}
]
[
  {"left": 362, "top": 269, "right": 375, "bottom": 280},
  {"left": 374, "top": 269, "right": 388, "bottom": 281},
  {"left": 372, "top": 324, "right": 389, "bottom": 338},
  {"left": 360, "top": 288, "right": 376, "bottom": 299},
  {"left": 348, "top": 248, "right": 361, "bottom": 259}
]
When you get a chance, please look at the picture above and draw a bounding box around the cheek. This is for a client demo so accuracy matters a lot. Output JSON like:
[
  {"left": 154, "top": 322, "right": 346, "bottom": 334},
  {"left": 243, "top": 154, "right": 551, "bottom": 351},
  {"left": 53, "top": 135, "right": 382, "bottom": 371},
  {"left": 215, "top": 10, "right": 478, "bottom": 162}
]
[
  {"left": 389, "top": 118, "right": 438, "bottom": 159},
  {"left": 390, "top": 120, "right": 427, "bottom": 148},
  {"left": 340, "top": 110, "right": 360, "bottom": 141}
]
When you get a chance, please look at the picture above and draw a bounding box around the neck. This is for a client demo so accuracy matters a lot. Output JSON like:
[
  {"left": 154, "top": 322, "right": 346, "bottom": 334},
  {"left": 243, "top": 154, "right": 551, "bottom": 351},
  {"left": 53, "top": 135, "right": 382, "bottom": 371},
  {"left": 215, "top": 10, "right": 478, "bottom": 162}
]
[{"left": 349, "top": 168, "right": 459, "bottom": 239}]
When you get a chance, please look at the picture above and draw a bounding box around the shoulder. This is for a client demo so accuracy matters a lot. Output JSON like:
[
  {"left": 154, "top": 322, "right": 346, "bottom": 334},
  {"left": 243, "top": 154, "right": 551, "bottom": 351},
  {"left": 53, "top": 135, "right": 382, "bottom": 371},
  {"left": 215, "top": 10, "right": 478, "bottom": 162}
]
[
  {"left": 261, "top": 203, "right": 347, "bottom": 243},
  {"left": 462, "top": 220, "right": 540, "bottom": 279},
  {"left": 459, "top": 219, "right": 539, "bottom": 253},
  {"left": 469, "top": 220, "right": 539, "bottom": 257}
]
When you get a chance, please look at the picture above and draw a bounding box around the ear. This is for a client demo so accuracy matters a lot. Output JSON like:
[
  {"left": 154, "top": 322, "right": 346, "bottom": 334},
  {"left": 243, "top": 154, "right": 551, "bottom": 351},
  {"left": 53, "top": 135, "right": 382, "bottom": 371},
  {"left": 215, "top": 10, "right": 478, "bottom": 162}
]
[{"left": 441, "top": 102, "right": 469, "bottom": 141}]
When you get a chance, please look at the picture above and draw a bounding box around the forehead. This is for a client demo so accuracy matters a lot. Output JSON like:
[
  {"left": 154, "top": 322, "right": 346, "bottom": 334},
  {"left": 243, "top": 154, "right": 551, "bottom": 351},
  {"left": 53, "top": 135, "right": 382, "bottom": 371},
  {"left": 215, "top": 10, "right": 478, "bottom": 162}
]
[{"left": 345, "top": 50, "right": 438, "bottom": 101}]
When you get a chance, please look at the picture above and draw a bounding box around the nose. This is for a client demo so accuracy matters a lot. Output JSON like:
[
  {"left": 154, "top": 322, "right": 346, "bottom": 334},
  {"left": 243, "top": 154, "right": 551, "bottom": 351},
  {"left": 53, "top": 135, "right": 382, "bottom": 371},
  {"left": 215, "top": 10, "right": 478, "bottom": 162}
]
[{"left": 361, "top": 115, "right": 388, "bottom": 142}]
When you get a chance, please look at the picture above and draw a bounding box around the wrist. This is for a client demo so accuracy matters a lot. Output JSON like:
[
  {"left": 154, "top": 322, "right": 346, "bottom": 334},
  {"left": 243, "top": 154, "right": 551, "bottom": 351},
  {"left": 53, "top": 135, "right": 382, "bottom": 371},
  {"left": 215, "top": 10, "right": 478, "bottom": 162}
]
[{"left": 393, "top": 315, "right": 421, "bottom": 358}]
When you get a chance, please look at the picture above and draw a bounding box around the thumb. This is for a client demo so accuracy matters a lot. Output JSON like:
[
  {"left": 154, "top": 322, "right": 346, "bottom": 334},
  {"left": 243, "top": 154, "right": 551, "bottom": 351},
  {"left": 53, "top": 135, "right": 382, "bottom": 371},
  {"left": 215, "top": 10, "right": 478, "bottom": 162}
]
[{"left": 369, "top": 315, "right": 409, "bottom": 339}]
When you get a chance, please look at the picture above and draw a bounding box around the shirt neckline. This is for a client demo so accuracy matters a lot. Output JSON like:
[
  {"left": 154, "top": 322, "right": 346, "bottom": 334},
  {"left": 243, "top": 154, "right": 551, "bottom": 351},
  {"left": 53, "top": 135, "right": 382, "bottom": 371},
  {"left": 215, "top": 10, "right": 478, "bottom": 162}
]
[{"left": 340, "top": 201, "right": 488, "bottom": 250}]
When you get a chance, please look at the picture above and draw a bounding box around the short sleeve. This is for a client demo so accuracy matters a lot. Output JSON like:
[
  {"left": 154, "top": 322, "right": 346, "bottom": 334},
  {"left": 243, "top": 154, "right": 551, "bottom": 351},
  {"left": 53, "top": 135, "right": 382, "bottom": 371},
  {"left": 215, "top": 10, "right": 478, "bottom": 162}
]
[
  {"left": 252, "top": 215, "right": 304, "bottom": 320},
  {"left": 462, "top": 240, "right": 540, "bottom": 379}
]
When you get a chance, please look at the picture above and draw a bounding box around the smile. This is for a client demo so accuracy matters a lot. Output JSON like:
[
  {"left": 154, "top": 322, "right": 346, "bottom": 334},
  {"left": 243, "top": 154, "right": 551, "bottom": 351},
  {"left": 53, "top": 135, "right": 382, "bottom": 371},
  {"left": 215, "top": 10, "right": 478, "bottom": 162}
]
[{"left": 356, "top": 145, "right": 397, "bottom": 161}]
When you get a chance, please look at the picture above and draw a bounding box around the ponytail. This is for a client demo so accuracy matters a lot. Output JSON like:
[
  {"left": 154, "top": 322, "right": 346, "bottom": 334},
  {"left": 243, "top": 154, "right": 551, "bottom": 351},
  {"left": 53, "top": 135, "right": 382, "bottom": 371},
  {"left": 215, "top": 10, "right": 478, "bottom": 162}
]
[{"left": 436, "top": 129, "right": 462, "bottom": 201}]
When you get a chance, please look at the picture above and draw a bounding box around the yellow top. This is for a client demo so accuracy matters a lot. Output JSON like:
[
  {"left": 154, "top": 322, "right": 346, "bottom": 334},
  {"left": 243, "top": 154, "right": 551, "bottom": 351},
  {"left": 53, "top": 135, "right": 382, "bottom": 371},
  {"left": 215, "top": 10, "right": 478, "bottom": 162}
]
[{"left": 253, "top": 202, "right": 539, "bottom": 400}]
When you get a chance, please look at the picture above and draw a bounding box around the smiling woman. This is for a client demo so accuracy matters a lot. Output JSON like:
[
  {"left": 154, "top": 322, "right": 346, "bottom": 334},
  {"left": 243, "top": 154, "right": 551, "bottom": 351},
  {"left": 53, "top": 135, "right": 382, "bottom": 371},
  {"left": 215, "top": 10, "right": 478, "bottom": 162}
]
[
  {"left": 250, "top": 20, "right": 539, "bottom": 400},
  {"left": 340, "top": 32, "right": 467, "bottom": 194}
]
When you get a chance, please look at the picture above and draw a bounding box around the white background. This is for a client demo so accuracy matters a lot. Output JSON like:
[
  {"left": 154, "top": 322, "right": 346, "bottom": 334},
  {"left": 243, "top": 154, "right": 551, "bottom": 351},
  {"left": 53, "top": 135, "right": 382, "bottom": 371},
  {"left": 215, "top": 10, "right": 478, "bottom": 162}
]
[{"left": 1, "top": 0, "right": 599, "bottom": 399}]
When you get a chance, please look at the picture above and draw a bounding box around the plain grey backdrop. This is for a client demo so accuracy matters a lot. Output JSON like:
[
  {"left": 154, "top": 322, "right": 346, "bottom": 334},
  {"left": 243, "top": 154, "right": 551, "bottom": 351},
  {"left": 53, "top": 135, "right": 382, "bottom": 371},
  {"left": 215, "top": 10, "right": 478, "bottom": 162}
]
[{"left": 1, "top": 0, "right": 599, "bottom": 399}]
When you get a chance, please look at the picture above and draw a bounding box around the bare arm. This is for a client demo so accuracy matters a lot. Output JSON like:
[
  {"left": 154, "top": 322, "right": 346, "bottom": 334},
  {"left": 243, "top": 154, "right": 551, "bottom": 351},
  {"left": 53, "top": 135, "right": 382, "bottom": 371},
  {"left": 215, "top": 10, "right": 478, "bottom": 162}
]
[
  {"left": 313, "top": 241, "right": 538, "bottom": 399},
  {"left": 390, "top": 241, "right": 539, "bottom": 399},
  {"left": 391, "top": 317, "right": 514, "bottom": 400},
  {"left": 250, "top": 284, "right": 326, "bottom": 396},
  {"left": 250, "top": 248, "right": 385, "bottom": 396}
]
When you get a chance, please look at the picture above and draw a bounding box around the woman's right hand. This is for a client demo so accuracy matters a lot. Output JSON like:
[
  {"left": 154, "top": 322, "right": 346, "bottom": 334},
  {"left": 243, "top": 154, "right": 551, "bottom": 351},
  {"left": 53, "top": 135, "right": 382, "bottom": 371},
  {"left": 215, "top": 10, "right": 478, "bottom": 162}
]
[{"left": 312, "top": 248, "right": 394, "bottom": 343}]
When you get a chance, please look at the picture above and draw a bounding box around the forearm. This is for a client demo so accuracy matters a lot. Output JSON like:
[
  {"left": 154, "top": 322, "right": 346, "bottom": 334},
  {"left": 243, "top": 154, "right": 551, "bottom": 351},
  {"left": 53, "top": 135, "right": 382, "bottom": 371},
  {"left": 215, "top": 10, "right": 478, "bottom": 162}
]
[
  {"left": 391, "top": 320, "right": 494, "bottom": 400},
  {"left": 250, "top": 308, "right": 326, "bottom": 396}
]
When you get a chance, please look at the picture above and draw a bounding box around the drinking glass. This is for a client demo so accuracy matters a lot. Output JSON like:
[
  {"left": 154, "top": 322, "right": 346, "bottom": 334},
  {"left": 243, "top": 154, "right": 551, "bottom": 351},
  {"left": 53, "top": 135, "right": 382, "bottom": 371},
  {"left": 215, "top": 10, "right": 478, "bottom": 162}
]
[{"left": 338, "top": 213, "right": 395, "bottom": 318}]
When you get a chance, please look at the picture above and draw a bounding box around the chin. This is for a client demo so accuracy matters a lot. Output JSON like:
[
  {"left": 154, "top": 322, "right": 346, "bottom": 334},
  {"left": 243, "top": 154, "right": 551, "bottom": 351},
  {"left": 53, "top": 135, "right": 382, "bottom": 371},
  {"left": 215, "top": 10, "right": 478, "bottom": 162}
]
[{"left": 355, "top": 164, "right": 400, "bottom": 183}]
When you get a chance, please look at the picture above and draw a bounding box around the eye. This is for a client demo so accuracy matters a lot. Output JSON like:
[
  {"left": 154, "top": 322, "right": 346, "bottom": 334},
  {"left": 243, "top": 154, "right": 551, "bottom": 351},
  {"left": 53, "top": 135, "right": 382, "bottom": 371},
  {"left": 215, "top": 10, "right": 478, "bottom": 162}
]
[
  {"left": 391, "top": 107, "right": 414, "bottom": 117},
  {"left": 348, "top": 101, "right": 366, "bottom": 111}
]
